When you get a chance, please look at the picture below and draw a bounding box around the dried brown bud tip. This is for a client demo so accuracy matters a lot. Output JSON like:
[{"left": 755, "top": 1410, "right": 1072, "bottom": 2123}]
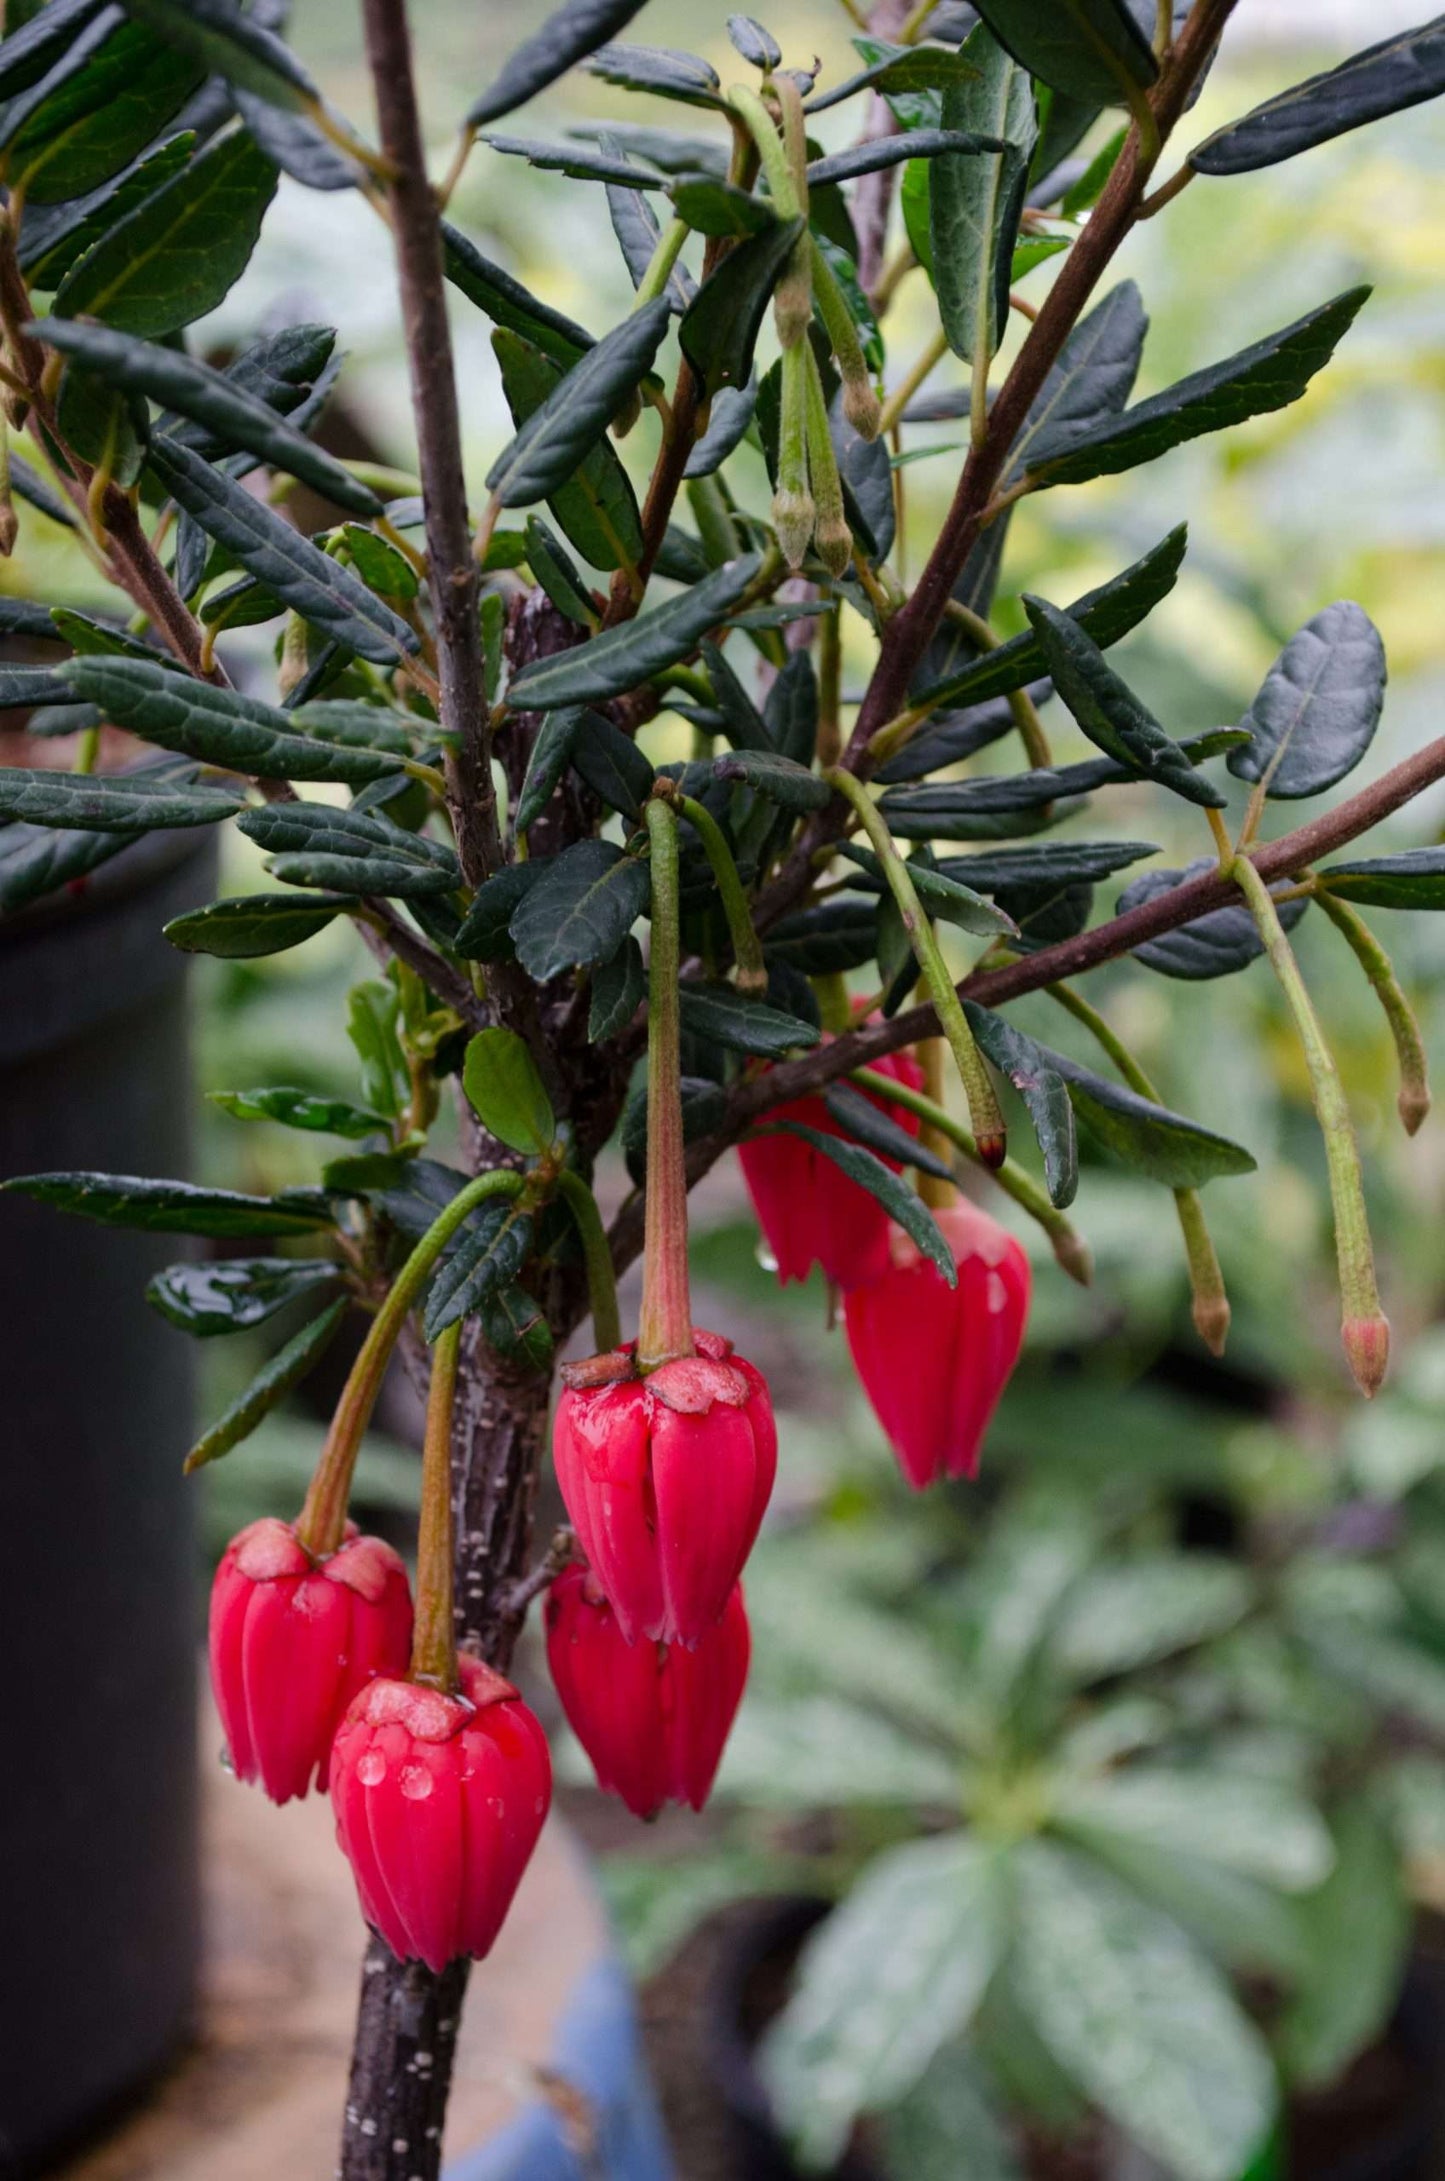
[
  {"left": 1191, "top": 1291, "right": 1231, "bottom": 1359},
  {"left": 977, "top": 1131, "right": 1007, "bottom": 1172},
  {"left": 1398, "top": 1081, "right": 1430, "bottom": 1137}
]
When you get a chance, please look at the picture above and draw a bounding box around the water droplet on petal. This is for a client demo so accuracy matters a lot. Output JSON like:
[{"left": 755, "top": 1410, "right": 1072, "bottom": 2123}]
[
  {"left": 400, "top": 1763, "right": 433, "bottom": 1801},
  {"left": 357, "top": 1748, "right": 387, "bottom": 1787}
]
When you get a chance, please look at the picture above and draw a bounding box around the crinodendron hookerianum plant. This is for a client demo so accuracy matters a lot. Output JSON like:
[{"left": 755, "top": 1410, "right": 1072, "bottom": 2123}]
[{"left": 2, "top": 0, "right": 1445, "bottom": 2172}]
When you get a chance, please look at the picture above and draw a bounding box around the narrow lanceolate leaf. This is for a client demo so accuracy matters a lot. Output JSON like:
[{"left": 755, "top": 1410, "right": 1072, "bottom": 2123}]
[
  {"left": 119, "top": 0, "right": 318, "bottom": 109},
  {"left": 0, "top": 1172, "right": 333, "bottom": 1236},
  {"left": 1025, "top": 288, "right": 1372, "bottom": 489},
  {"left": 0, "top": 767, "right": 244, "bottom": 831},
  {"left": 685, "top": 382, "right": 756, "bottom": 477},
  {"left": 1034, "top": 1039, "right": 1257, "bottom": 1188},
  {"left": 509, "top": 838, "right": 651, "bottom": 979},
  {"left": 968, "top": 0, "right": 1157, "bottom": 106},
  {"left": 163, "top": 890, "right": 352, "bottom": 957},
  {"left": 713, "top": 748, "right": 831, "bottom": 811},
  {"left": 0, "top": 0, "right": 108, "bottom": 102},
  {"left": 1010, "top": 279, "right": 1147, "bottom": 477},
  {"left": 492, "top": 329, "right": 643, "bottom": 572},
  {"left": 34, "top": 319, "right": 380, "bottom": 517},
  {"left": 767, "top": 1123, "right": 956, "bottom": 1282},
  {"left": 1010, "top": 1843, "right": 1277, "bottom": 2181},
  {"left": 462, "top": 1028, "right": 557, "bottom": 1156},
  {"left": 486, "top": 300, "right": 669, "bottom": 508},
  {"left": 466, "top": 0, "right": 648, "bottom": 128},
  {"left": 879, "top": 730, "right": 1244, "bottom": 832},
  {"left": 590, "top": 934, "right": 646, "bottom": 1039},
  {"left": 961, "top": 1003, "right": 1078, "bottom": 1207},
  {"left": 1193, "top": 21, "right": 1445, "bottom": 176},
  {"left": 1317, "top": 848, "right": 1445, "bottom": 909},
  {"left": 931, "top": 29, "right": 1035, "bottom": 364},
  {"left": 760, "top": 1839, "right": 1008, "bottom": 2171},
  {"left": 824, "top": 1085, "right": 954, "bottom": 1183},
  {"left": 442, "top": 222, "right": 593, "bottom": 367},
  {"left": 571, "top": 711, "right": 656, "bottom": 817},
  {"left": 940, "top": 841, "right": 1158, "bottom": 891},
  {"left": 506, "top": 554, "right": 762, "bottom": 709},
  {"left": 837, "top": 844, "right": 1018, "bottom": 938},
  {"left": 679, "top": 217, "right": 805, "bottom": 396},
  {"left": 209, "top": 1088, "right": 387, "bottom": 1137},
  {"left": 147, "top": 440, "right": 417, "bottom": 665},
  {"left": 669, "top": 172, "right": 777, "bottom": 236},
  {"left": 184, "top": 1299, "right": 348, "bottom": 1472},
  {"left": 20, "top": 131, "right": 196, "bottom": 287},
  {"left": 515, "top": 708, "right": 588, "bottom": 835},
  {"left": 53, "top": 127, "right": 278, "bottom": 337},
  {"left": 61, "top": 657, "right": 405, "bottom": 785},
  {"left": 424, "top": 1202, "right": 535, "bottom": 1338},
  {"left": 6, "top": 22, "right": 204, "bottom": 206},
  {"left": 910, "top": 524, "right": 1186, "bottom": 716},
  {"left": 0, "top": 815, "right": 135, "bottom": 911},
  {"left": 1225, "top": 600, "right": 1386, "bottom": 800},
  {"left": 480, "top": 133, "right": 664, "bottom": 187},
  {"left": 147, "top": 1255, "right": 342, "bottom": 1335},
  {"left": 0, "top": 666, "right": 90, "bottom": 707},
  {"left": 1024, "top": 595, "right": 1226, "bottom": 808},
  {"left": 680, "top": 985, "right": 822, "bottom": 1057},
  {"left": 586, "top": 42, "right": 723, "bottom": 107},
  {"left": 239, "top": 802, "right": 461, "bottom": 899},
  {"left": 806, "top": 39, "right": 985, "bottom": 115},
  {"left": 806, "top": 127, "right": 1006, "bottom": 188},
  {"left": 1118, "top": 858, "right": 1309, "bottom": 980}
]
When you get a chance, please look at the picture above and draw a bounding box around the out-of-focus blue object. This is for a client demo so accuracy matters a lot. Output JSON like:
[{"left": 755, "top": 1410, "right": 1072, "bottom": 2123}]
[{"left": 446, "top": 1955, "right": 674, "bottom": 2181}]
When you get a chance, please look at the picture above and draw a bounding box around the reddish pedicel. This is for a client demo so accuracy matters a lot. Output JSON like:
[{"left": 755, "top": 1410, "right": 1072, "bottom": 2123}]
[
  {"left": 844, "top": 1201, "right": 1030, "bottom": 1489},
  {"left": 546, "top": 1566, "right": 749, "bottom": 1817},
  {"left": 552, "top": 1330, "right": 776, "bottom": 1646},
  {"left": 329, "top": 1653, "right": 551, "bottom": 1974},
  {"left": 209, "top": 1517, "right": 413, "bottom": 1803},
  {"left": 738, "top": 1044, "right": 925, "bottom": 1288}
]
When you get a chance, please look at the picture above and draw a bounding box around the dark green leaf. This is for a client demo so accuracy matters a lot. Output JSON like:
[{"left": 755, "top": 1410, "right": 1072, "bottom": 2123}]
[
  {"left": 728, "top": 14, "right": 781, "bottom": 69},
  {"left": 163, "top": 889, "right": 350, "bottom": 956},
  {"left": 1059, "top": 1056, "right": 1257, "bottom": 1186},
  {"left": 231, "top": 88, "right": 363, "bottom": 192},
  {"left": 962, "top": 1001, "right": 1078, "bottom": 1205},
  {"left": 209, "top": 1087, "right": 386, "bottom": 1136},
  {"left": 670, "top": 171, "right": 777, "bottom": 235},
  {"left": 492, "top": 329, "right": 644, "bottom": 573},
  {"left": 10, "top": 450, "right": 75, "bottom": 528},
  {"left": 425, "top": 1200, "right": 535, "bottom": 1338},
  {"left": 1118, "top": 858, "right": 1309, "bottom": 979},
  {"left": 8, "top": 22, "right": 203, "bottom": 205},
  {"left": 148, "top": 1254, "right": 341, "bottom": 1334},
  {"left": 340, "top": 523, "right": 419, "bottom": 601},
  {"left": 55, "top": 356, "right": 148, "bottom": 485},
  {"left": 239, "top": 801, "right": 462, "bottom": 898},
  {"left": 0, "top": 598, "right": 76, "bottom": 641},
  {"left": 1009, "top": 279, "right": 1146, "bottom": 479},
  {"left": 508, "top": 553, "right": 762, "bottom": 709},
  {"left": 824, "top": 1082, "right": 953, "bottom": 1182},
  {"left": 1, "top": 1171, "right": 333, "bottom": 1236},
  {"left": 586, "top": 42, "right": 723, "bottom": 106},
  {"left": 21, "top": 131, "right": 197, "bottom": 287},
  {"left": 479, "top": 1282, "right": 555, "bottom": 1372},
  {"left": 515, "top": 709, "right": 586, "bottom": 835},
  {"left": 486, "top": 300, "right": 669, "bottom": 508},
  {"left": 589, "top": 932, "right": 646, "bottom": 1038},
  {"left": 36, "top": 317, "right": 379, "bottom": 515},
  {"left": 766, "top": 900, "right": 880, "bottom": 975},
  {"left": 454, "top": 861, "right": 546, "bottom": 959},
  {"left": 0, "top": 664, "right": 90, "bottom": 706},
  {"left": 524, "top": 517, "right": 595, "bottom": 625},
  {"left": 939, "top": 840, "right": 1158, "bottom": 890},
  {"left": 119, "top": 0, "right": 317, "bottom": 109},
  {"left": 837, "top": 843, "right": 1018, "bottom": 936},
  {"left": 465, "top": 0, "right": 649, "bottom": 129},
  {"left": 442, "top": 220, "right": 593, "bottom": 368},
  {"left": 700, "top": 640, "right": 772, "bottom": 751},
  {"left": 0, "top": 812, "right": 135, "bottom": 911},
  {"left": 1026, "top": 288, "right": 1371, "bottom": 488},
  {"left": 571, "top": 710, "right": 656, "bottom": 818},
  {"left": 807, "top": 126, "right": 1006, "bottom": 188},
  {"left": 764, "top": 649, "right": 819, "bottom": 765},
  {"left": 183, "top": 1297, "right": 348, "bottom": 1471},
  {"left": 766, "top": 1121, "right": 956, "bottom": 1281},
  {"left": 480, "top": 131, "right": 664, "bottom": 187},
  {"left": 510, "top": 837, "right": 651, "bottom": 979},
  {"left": 807, "top": 39, "right": 984, "bottom": 115},
  {"left": 147, "top": 439, "right": 416, "bottom": 664},
  {"left": 53, "top": 126, "right": 278, "bottom": 336},
  {"left": 680, "top": 215, "right": 804, "bottom": 397},
  {"left": 714, "top": 747, "right": 830, "bottom": 811},
  {"left": 1193, "top": 21, "right": 1445, "bottom": 176},
  {"left": 879, "top": 728, "right": 1237, "bottom": 832},
  {"left": 0, "top": 0, "right": 109, "bottom": 102},
  {"left": 49, "top": 608, "right": 162, "bottom": 661},
  {"left": 1317, "top": 848, "right": 1445, "bottom": 909},
  {"left": 462, "top": 1028, "right": 557, "bottom": 1155},
  {"left": 0, "top": 765, "right": 244, "bottom": 830},
  {"left": 911, "top": 523, "right": 1186, "bottom": 715},
  {"left": 931, "top": 30, "right": 1034, "bottom": 364},
  {"left": 62, "top": 656, "right": 405, "bottom": 784},
  {"left": 1024, "top": 594, "right": 1227, "bottom": 807},
  {"left": 1225, "top": 600, "right": 1385, "bottom": 800},
  {"left": 607, "top": 156, "right": 695, "bottom": 308},
  {"left": 968, "top": 0, "right": 1157, "bottom": 105},
  {"left": 679, "top": 984, "right": 821, "bottom": 1056}
]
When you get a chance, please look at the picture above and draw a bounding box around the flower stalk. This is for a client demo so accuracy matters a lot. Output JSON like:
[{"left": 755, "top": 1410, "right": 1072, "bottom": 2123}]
[
  {"left": 410, "top": 1319, "right": 462, "bottom": 1691},
  {"left": 638, "top": 794, "right": 696, "bottom": 1369},
  {"left": 1313, "top": 887, "right": 1431, "bottom": 1136}
]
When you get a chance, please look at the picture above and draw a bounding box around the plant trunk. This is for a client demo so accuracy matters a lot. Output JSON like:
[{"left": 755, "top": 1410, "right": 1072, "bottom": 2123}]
[{"left": 337, "top": 1337, "right": 553, "bottom": 2180}]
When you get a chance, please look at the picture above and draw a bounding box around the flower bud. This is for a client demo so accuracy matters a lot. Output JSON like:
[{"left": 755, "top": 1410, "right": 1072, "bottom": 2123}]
[
  {"left": 841, "top": 372, "right": 882, "bottom": 443},
  {"left": 546, "top": 1568, "right": 749, "bottom": 1817},
  {"left": 843, "top": 1202, "right": 1030, "bottom": 1487},
  {"left": 772, "top": 485, "right": 815, "bottom": 570},
  {"left": 209, "top": 1518, "right": 413, "bottom": 1804},
  {"left": 814, "top": 510, "right": 853, "bottom": 579},
  {"left": 330, "top": 1655, "right": 551, "bottom": 1973},
  {"left": 552, "top": 1331, "right": 775, "bottom": 1646},
  {"left": 1343, "top": 1311, "right": 1390, "bottom": 1399},
  {"left": 739, "top": 1044, "right": 925, "bottom": 1289}
]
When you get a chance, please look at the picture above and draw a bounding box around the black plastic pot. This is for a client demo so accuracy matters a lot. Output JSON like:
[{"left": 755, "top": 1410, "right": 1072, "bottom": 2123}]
[{"left": 0, "top": 832, "right": 215, "bottom": 2174}]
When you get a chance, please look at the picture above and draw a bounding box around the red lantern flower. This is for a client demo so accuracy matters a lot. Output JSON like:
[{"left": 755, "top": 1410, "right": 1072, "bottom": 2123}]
[
  {"left": 545, "top": 1565, "right": 749, "bottom": 1817},
  {"left": 329, "top": 1653, "right": 551, "bottom": 1974},
  {"left": 552, "top": 1331, "right": 776, "bottom": 1647},
  {"left": 738, "top": 1044, "right": 926, "bottom": 1288},
  {"left": 844, "top": 1201, "right": 1030, "bottom": 1488},
  {"left": 209, "top": 1517, "right": 413, "bottom": 1804}
]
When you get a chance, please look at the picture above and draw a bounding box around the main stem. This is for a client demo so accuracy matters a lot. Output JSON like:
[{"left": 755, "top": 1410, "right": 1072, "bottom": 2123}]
[{"left": 637, "top": 797, "right": 695, "bottom": 1369}]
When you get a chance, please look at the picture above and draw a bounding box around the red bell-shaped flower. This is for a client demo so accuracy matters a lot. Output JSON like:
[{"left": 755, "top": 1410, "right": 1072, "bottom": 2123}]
[
  {"left": 738, "top": 1045, "right": 925, "bottom": 1288},
  {"left": 552, "top": 1330, "right": 776, "bottom": 1647},
  {"left": 330, "top": 1653, "right": 551, "bottom": 1974},
  {"left": 546, "top": 1566, "right": 749, "bottom": 1817},
  {"left": 844, "top": 1201, "right": 1030, "bottom": 1488},
  {"left": 209, "top": 1517, "right": 413, "bottom": 1804}
]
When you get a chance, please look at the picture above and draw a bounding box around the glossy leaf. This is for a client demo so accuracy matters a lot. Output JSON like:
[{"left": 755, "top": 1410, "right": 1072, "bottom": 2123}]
[
  {"left": 147, "top": 1255, "right": 342, "bottom": 1334},
  {"left": 147, "top": 440, "right": 417, "bottom": 664},
  {"left": 0, "top": 813, "right": 134, "bottom": 912},
  {"left": 670, "top": 171, "right": 777, "bottom": 237},
  {"left": 441, "top": 221, "right": 593, "bottom": 368},
  {"left": 486, "top": 300, "right": 669, "bottom": 507},
  {"left": 1026, "top": 288, "right": 1371, "bottom": 488},
  {"left": 571, "top": 710, "right": 656, "bottom": 818},
  {"left": 462, "top": 1029, "right": 557, "bottom": 1155},
  {"left": 680, "top": 216, "right": 805, "bottom": 395},
  {"left": 713, "top": 748, "right": 830, "bottom": 811},
  {"left": 184, "top": 1298, "right": 348, "bottom": 1472},
  {"left": 824, "top": 1083, "right": 954, "bottom": 1183},
  {"left": 766, "top": 1122, "right": 955, "bottom": 1281},
  {"left": 968, "top": 0, "right": 1157, "bottom": 105},
  {"left": 0, "top": 665, "right": 91, "bottom": 706},
  {"left": 701, "top": 640, "right": 773, "bottom": 751},
  {"left": 765, "top": 900, "right": 880, "bottom": 975},
  {"left": 1024, "top": 595, "right": 1226, "bottom": 808},
  {"left": 7, "top": 21, "right": 203, "bottom": 205},
  {"left": 424, "top": 1200, "right": 535, "bottom": 1339},
  {"left": 837, "top": 844, "right": 1018, "bottom": 937},
  {"left": 1118, "top": 858, "right": 1308, "bottom": 979},
  {"left": 346, "top": 980, "right": 408, "bottom": 1119},
  {"left": 492, "top": 329, "right": 644, "bottom": 572},
  {"left": 515, "top": 708, "right": 586, "bottom": 835},
  {"left": 931, "top": 30, "right": 1035, "bottom": 364},
  {"left": 465, "top": 0, "right": 649, "bottom": 129},
  {"left": 61, "top": 657, "right": 404, "bottom": 784},
  {"left": 1010, "top": 279, "right": 1147, "bottom": 478},
  {"left": 807, "top": 39, "right": 984, "bottom": 116},
  {"left": 53, "top": 127, "right": 278, "bottom": 336},
  {"left": 1316, "top": 848, "right": 1445, "bottom": 910},
  {"left": 879, "top": 729, "right": 1242, "bottom": 831},
  {"left": 727, "top": 15, "right": 781, "bottom": 69},
  {"left": 1225, "top": 601, "right": 1386, "bottom": 800},
  {"left": 808, "top": 127, "right": 1005, "bottom": 189},
  {"left": 586, "top": 42, "right": 723, "bottom": 107},
  {"left": 239, "top": 801, "right": 462, "bottom": 898},
  {"left": 962, "top": 1002, "right": 1078, "bottom": 1206},
  {"left": 481, "top": 132, "right": 667, "bottom": 189},
  {"left": 939, "top": 841, "right": 1158, "bottom": 891},
  {"left": 680, "top": 985, "right": 821, "bottom": 1056},
  {"left": 209, "top": 1088, "right": 386, "bottom": 1137},
  {"left": 21, "top": 130, "right": 196, "bottom": 286},
  {"left": 454, "top": 863, "right": 545, "bottom": 960},
  {"left": 163, "top": 890, "right": 351, "bottom": 957},
  {"left": 0, "top": 0, "right": 110, "bottom": 102},
  {"left": 119, "top": 0, "right": 316, "bottom": 109},
  {"left": 1045, "top": 1044, "right": 1258, "bottom": 1187},
  {"left": 608, "top": 158, "right": 695, "bottom": 308},
  {"left": 589, "top": 933, "right": 646, "bottom": 1039},
  {"left": 0, "top": 766, "right": 244, "bottom": 831},
  {"left": 0, "top": 1172, "right": 332, "bottom": 1236},
  {"left": 506, "top": 554, "right": 762, "bottom": 708},
  {"left": 479, "top": 1282, "right": 555, "bottom": 1372},
  {"left": 509, "top": 838, "right": 651, "bottom": 979},
  {"left": 1193, "top": 21, "right": 1445, "bottom": 176}
]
